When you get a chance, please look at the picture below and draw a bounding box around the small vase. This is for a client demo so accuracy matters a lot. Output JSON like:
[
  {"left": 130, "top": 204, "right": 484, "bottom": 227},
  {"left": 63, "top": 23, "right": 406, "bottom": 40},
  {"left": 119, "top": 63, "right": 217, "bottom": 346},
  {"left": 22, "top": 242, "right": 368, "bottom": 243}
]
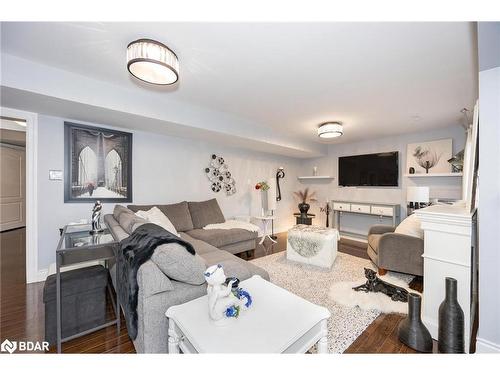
[
  {"left": 398, "top": 293, "right": 433, "bottom": 352},
  {"left": 298, "top": 202, "right": 310, "bottom": 218},
  {"left": 260, "top": 191, "right": 268, "bottom": 217},
  {"left": 425, "top": 161, "right": 430, "bottom": 174},
  {"left": 438, "top": 277, "right": 465, "bottom": 353}
]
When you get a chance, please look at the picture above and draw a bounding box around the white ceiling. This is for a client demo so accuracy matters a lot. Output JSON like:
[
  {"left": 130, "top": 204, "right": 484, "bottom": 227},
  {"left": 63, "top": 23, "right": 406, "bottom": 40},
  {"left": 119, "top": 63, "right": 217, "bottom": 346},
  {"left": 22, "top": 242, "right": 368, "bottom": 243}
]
[{"left": 0, "top": 22, "right": 477, "bottom": 148}]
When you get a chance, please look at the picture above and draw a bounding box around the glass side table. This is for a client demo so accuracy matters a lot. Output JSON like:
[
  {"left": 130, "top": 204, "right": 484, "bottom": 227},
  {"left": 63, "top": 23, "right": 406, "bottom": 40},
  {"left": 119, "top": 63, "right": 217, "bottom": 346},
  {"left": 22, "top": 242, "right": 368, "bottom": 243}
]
[{"left": 55, "top": 223, "right": 120, "bottom": 353}]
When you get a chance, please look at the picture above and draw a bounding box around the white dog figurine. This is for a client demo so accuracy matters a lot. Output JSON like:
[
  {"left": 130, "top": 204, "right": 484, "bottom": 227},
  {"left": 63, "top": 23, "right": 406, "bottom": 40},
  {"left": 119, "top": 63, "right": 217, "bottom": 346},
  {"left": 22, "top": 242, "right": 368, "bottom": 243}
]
[{"left": 204, "top": 264, "right": 243, "bottom": 324}]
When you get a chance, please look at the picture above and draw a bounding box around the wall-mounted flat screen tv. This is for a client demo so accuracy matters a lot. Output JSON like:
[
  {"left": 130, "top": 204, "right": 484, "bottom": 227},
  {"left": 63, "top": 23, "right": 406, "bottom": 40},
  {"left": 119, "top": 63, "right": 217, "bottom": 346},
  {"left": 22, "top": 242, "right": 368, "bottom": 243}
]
[{"left": 338, "top": 151, "right": 399, "bottom": 187}]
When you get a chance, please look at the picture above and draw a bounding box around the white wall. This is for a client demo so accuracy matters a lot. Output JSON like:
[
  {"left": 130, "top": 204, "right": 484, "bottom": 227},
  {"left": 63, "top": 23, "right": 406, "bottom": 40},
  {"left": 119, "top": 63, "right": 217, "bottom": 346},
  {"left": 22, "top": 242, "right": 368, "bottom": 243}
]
[
  {"left": 36, "top": 115, "right": 302, "bottom": 270},
  {"left": 476, "top": 22, "right": 500, "bottom": 353},
  {"left": 299, "top": 126, "right": 466, "bottom": 236}
]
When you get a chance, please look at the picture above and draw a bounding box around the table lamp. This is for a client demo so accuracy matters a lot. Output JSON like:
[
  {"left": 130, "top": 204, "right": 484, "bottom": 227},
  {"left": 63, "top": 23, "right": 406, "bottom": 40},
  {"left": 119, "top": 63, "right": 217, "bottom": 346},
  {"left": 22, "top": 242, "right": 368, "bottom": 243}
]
[{"left": 407, "top": 186, "right": 430, "bottom": 209}]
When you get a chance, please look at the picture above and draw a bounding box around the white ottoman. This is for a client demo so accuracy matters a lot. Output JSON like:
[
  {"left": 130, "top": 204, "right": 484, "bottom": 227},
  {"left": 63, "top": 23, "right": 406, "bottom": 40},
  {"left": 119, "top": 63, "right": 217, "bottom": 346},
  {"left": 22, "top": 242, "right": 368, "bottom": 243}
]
[{"left": 286, "top": 225, "right": 339, "bottom": 268}]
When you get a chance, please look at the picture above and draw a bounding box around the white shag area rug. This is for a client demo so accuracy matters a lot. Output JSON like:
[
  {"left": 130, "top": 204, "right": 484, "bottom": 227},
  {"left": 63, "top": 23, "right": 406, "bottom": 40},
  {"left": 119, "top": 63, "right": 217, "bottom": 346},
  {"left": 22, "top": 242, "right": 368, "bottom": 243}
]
[{"left": 251, "top": 252, "right": 414, "bottom": 353}]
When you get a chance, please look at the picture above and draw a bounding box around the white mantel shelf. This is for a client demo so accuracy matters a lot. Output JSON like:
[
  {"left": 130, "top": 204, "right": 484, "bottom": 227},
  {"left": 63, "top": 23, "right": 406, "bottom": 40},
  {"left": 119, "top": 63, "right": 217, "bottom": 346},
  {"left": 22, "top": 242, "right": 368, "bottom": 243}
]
[
  {"left": 297, "top": 176, "right": 334, "bottom": 181},
  {"left": 404, "top": 173, "right": 463, "bottom": 178}
]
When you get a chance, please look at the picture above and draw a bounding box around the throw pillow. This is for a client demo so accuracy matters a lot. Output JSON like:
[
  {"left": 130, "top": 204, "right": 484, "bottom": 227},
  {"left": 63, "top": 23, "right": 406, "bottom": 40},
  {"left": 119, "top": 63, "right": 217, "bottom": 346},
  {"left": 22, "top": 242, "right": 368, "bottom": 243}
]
[
  {"left": 188, "top": 198, "right": 225, "bottom": 229},
  {"left": 135, "top": 206, "right": 179, "bottom": 236},
  {"left": 118, "top": 211, "right": 148, "bottom": 234},
  {"left": 151, "top": 243, "right": 206, "bottom": 285},
  {"left": 113, "top": 204, "right": 133, "bottom": 220},
  {"left": 395, "top": 214, "right": 424, "bottom": 239}
]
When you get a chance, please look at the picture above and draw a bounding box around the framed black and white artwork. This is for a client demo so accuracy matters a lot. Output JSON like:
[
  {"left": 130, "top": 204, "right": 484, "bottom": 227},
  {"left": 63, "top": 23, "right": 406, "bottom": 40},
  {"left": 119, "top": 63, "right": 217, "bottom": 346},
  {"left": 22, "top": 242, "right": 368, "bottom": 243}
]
[
  {"left": 64, "top": 122, "right": 132, "bottom": 203},
  {"left": 406, "top": 138, "right": 452, "bottom": 175}
]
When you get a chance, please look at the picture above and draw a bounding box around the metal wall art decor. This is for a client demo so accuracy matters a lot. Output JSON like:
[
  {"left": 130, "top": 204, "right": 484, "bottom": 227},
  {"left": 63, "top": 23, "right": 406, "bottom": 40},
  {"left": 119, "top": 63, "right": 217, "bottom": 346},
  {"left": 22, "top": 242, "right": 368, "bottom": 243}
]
[
  {"left": 64, "top": 122, "right": 132, "bottom": 202},
  {"left": 275, "top": 167, "right": 285, "bottom": 201},
  {"left": 205, "top": 154, "right": 236, "bottom": 195}
]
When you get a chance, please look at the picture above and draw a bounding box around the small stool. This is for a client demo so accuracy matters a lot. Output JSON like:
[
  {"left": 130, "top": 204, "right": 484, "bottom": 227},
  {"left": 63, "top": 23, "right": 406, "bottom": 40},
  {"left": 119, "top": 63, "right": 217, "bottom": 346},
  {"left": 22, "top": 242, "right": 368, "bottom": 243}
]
[
  {"left": 286, "top": 225, "right": 339, "bottom": 268},
  {"left": 43, "top": 265, "right": 108, "bottom": 346}
]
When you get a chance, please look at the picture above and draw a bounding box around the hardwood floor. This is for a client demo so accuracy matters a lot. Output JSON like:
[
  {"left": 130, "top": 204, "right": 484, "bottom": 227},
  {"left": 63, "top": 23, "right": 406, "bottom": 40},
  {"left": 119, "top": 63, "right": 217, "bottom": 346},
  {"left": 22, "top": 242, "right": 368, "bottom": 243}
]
[{"left": 0, "top": 230, "right": 420, "bottom": 354}]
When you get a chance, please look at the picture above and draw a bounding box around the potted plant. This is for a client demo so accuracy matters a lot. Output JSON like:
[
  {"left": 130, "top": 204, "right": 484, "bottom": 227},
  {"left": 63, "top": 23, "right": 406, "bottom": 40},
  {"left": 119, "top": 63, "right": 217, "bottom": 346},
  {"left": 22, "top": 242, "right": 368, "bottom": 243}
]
[{"left": 293, "top": 188, "right": 317, "bottom": 218}]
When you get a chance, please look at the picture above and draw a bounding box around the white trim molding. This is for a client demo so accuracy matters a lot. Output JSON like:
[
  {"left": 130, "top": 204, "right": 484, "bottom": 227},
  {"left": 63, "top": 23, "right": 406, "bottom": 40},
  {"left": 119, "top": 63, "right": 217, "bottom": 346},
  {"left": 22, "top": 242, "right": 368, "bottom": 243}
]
[
  {"left": 476, "top": 338, "right": 500, "bottom": 353},
  {"left": 1, "top": 107, "right": 39, "bottom": 284}
]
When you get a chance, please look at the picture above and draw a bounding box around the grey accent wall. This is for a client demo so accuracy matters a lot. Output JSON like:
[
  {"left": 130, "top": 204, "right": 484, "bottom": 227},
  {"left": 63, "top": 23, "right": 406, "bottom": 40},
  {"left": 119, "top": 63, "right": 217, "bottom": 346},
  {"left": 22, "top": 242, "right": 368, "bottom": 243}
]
[
  {"left": 476, "top": 22, "right": 500, "bottom": 353},
  {"left": 299, "top": 126, "right": 466, "bottom": 236},
  {"left": 36, "top": 115, "right": 302, "bottom": 270}
]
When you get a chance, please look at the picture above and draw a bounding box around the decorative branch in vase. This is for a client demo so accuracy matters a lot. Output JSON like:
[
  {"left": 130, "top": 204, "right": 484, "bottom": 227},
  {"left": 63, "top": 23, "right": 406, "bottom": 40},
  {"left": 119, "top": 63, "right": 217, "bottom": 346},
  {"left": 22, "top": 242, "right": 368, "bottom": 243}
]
[{"left": 293, "top": 188, "right": 317, "bottom": 219}]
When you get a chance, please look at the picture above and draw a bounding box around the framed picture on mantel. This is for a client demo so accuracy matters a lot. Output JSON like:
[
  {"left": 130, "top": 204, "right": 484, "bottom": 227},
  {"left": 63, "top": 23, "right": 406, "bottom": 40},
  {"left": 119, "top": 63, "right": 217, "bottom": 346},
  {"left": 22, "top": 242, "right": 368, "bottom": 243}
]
[
  {"left": 406, "top": 138, "right": 452, "bottom": 174},
  {"left": 64, "top": 122, "right": 132, "bottom": 203}
]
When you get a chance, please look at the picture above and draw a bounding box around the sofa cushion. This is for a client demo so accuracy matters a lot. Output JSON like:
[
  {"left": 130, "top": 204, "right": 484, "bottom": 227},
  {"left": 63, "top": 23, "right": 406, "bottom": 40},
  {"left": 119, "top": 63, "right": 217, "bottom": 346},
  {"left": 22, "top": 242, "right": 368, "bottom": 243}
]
[
  {"left": 200, "top": 250, "right": 270, "bottom": 281},
  {"left": 118, "top": 211, "right": 148, "bottom": 234},
  {"left": 395, "top": 214, "right": 424, "bottom": 239},
  {"left": 179, "top": 232, "right": 219, "bottom": 255},
  {"left": 113, "top": 204, "right": 134, "bottom": 220},
  {"left": 128, "top": 201, "right": 194, "bottom": 232},
  {"left": 137, "top": 261, "right": 174, "bottom": 297},
  {"left": 186, "top": 228, "right": 258, "bottom": 248},
  {"left": 188, "top": 199, "right": 225, "bottom": 229},
  {"left": 368, "top": 234, "right": 381, "bottom": 254},
  {"left": 135, "top": 206, "right": 179, "bottom": 236},
  {"left": 151, "top": 243, "right": 206, "bottom": 285}
]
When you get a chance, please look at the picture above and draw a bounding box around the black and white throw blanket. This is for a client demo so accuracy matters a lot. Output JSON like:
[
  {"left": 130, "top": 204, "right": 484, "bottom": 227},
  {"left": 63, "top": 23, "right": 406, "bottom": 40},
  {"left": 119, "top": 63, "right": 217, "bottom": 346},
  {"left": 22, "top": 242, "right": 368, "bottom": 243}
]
[{"left": 117, "top": 223, "right": 195, "bottom": 340}]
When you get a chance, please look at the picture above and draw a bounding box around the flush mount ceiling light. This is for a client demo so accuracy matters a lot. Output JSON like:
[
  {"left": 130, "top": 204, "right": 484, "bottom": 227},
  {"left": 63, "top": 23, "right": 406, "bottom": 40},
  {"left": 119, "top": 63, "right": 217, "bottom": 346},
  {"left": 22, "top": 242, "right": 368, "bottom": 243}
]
[
  {"left": 127, "top": 39, "right": 179, "bottom": 85},
  {"left": 318, "top": 122, "right": 343, "bottom": 138}
]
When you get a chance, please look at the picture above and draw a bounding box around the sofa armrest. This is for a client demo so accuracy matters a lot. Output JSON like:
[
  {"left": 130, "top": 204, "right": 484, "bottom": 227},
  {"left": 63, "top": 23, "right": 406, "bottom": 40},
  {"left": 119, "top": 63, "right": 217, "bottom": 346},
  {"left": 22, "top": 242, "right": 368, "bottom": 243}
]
[
  {"left": 378, "top": 233, "right": 424, "bottom": 276},
  {"left": 368, "top": 225, "right": 396, "bottom": 236}
]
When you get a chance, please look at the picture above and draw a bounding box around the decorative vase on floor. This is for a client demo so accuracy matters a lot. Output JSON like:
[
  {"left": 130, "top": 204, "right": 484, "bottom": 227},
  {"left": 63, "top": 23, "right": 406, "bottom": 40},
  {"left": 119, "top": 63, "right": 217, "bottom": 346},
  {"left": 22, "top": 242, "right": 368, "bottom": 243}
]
[
  {"left": 298, "top": 202, "right": 310, "bottom": 218},
  {"left": 438, "top": 277, "right": 465, "bottom": 353},
  {"left": 397, "top": 293, "right": 433, "bottom": 352}
]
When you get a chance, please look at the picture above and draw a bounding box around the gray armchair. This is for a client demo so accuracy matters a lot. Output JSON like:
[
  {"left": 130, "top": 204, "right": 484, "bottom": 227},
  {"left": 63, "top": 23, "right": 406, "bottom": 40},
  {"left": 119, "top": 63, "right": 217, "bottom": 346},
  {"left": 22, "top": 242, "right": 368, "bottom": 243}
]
[{"left": 367, "top": 225, "right": 424, "bottom": 276}]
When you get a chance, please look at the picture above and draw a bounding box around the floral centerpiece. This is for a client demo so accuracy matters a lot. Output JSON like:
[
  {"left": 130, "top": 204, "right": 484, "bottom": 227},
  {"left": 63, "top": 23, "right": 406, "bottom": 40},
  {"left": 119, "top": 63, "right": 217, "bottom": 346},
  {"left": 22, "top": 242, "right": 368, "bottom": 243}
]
[
  {"left": 255, "top": 181, "right": 271, "bottom": 216},
  {"left": 255, "top": 181, "right": 270, "bottom": 191}
]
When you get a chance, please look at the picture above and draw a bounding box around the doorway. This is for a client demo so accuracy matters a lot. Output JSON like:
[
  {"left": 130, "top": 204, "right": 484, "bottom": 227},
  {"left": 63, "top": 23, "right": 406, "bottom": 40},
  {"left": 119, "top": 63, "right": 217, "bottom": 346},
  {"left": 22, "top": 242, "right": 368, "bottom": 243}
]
[{"left": 0, "top": 116, "right": 27, "bottom": 285}]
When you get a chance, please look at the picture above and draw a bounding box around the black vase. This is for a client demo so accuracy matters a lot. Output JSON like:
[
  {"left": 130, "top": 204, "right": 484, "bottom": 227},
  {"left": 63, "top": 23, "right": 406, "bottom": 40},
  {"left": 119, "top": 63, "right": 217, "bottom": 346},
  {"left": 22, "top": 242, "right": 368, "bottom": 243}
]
[
  {"left": 298, "top": 202, "right": 310, "bottom": 218},
  {"left": 398, "top": 293, "right": 433, "bottom": 352},
  {"left": 438, "top": 277, "right": 465, "bottom": 353}
]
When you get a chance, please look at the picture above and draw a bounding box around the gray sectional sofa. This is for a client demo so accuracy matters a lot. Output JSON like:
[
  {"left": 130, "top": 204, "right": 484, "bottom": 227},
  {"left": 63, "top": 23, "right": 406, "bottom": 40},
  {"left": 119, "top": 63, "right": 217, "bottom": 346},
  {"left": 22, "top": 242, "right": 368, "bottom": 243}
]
[{"left": 104, "top": 199, "right": 269, "bottom": 353}]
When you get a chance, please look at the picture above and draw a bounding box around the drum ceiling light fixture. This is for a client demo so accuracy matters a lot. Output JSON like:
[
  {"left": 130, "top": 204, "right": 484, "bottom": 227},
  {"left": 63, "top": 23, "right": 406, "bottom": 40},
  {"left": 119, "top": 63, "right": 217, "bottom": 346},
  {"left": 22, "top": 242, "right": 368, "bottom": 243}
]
[
  {"left": 318, "top": 122, "right": 343, "bottom": 138},
  {"left": 127, "top": 39, "right": 179, "bottom": 85}
]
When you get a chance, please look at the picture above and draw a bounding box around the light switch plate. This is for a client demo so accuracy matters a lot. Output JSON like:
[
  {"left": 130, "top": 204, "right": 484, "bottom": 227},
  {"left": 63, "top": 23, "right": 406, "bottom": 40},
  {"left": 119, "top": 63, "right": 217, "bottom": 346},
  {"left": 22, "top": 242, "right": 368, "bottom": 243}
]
[{"left": 49, "top": 170, "right": 63, "bottom": 180}]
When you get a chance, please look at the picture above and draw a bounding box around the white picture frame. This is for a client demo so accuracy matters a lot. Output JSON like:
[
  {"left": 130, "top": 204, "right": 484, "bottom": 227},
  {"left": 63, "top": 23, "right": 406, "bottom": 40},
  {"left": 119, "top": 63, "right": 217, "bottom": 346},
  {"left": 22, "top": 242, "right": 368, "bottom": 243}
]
[
  {"left": 462, "top": 101, "right": 479, "bottom": 211},
  {"left": 406, "top": 138, "right": 453, "bottom": 174}
]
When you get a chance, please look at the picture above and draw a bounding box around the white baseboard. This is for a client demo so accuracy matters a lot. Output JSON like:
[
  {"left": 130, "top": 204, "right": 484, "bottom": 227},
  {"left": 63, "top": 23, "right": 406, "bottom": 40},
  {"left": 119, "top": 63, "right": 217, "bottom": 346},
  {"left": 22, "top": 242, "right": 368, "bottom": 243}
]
[
  {"left": 35, "top": 268, "right": 48, "bottom": 283},
  {"left": 476, "top": 338, "right": 500, "bottom": 353}
]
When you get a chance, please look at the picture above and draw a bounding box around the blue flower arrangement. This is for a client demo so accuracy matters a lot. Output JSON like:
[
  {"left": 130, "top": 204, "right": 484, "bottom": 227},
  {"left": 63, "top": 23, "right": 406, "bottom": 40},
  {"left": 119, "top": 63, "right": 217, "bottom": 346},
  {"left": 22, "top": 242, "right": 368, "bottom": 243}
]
[
  {"left": 236, "top": 288, "right": 252, "bottom": 308},
  {"left": 225, "top": 305, "right": 240, "bottom": 318},
  {"left": 223, "top": 287, "right": 253, "bottom": 319}
]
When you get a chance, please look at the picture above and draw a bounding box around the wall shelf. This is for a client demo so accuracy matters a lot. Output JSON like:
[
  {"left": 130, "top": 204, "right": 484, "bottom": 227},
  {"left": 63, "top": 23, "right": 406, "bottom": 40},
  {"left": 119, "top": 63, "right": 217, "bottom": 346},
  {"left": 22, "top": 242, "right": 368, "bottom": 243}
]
[
  {"left": 297, "top": 176, "right": 334, "bottom": 181},
  {"left": 404, "top": 173, "right": 463, "bottom": 178}
]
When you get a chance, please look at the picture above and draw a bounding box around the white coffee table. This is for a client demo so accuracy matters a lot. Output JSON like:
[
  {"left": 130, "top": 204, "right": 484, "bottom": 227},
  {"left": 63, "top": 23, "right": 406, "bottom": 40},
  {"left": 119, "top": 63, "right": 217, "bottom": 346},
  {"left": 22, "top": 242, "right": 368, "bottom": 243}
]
[{"left": 165, "top": 275, "right": 331, "bottom": 353}]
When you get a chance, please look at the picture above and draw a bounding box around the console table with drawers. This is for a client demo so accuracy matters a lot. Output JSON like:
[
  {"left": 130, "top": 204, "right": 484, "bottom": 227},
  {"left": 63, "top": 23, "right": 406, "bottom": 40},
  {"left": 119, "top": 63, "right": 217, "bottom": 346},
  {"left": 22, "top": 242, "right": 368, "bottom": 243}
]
[{"left": 331, "top": 200, "right": 401, "bottom": 239}]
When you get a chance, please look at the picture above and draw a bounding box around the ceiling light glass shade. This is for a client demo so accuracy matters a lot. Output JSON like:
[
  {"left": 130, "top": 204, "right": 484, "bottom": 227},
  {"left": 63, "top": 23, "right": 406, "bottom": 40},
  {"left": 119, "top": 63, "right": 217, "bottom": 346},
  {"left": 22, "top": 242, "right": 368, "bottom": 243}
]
[
  {"left": 127, "top": 39, "right": 179, "bottom": 85},
  {"left": 318, "top": 122, "right": 343, "bottom": 138}
]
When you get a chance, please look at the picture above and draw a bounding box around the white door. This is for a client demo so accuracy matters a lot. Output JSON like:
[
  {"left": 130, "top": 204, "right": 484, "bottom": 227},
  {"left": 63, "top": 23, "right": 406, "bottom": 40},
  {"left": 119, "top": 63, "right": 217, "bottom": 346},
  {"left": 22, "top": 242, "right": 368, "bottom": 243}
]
[{"left": 0, "top": 144, "right": 26, "bottom": 231}]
